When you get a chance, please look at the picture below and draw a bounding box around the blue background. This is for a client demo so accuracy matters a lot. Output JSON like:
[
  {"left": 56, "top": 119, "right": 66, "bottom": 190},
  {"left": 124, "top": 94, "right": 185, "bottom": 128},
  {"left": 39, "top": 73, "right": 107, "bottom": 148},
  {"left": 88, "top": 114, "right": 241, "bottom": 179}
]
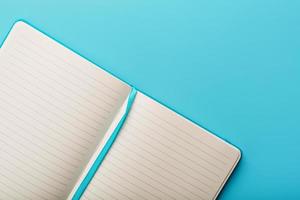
[{"left": 1, "top": 1, "right": 300, "bottom": 199}]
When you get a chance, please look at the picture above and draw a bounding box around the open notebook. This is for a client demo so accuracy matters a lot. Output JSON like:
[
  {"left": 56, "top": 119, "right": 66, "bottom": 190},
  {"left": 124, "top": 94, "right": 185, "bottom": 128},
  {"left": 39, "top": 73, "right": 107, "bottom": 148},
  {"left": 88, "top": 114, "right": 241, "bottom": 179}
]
[{"left": 0, "top": 21, "right": 241, "bottom": 200}]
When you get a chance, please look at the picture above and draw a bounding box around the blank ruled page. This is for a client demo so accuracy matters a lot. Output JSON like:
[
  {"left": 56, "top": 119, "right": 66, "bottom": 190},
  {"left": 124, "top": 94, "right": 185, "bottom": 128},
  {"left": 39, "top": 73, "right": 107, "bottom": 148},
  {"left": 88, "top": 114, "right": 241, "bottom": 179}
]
[
  {"left": 0, "top": 21, "right": 130, "bottom": 200},
  {"left": 81, "top": 92, "right": 240, "bottom": 200}
]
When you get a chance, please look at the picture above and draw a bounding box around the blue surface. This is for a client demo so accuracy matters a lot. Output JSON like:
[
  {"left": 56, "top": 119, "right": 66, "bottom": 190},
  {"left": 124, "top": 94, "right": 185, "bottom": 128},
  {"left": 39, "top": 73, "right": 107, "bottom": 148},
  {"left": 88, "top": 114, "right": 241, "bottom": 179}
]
[{"left": 1, "top": 1, "right": 300, "bottom": 199}]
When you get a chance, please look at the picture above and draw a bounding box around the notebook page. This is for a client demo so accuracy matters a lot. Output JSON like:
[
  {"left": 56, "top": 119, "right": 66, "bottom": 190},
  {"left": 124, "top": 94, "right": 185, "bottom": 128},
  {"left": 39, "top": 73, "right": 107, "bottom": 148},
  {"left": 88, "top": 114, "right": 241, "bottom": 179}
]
[
  {"left": 0, "top": 21, "right": 130, "bottom": 200},
  {"left": 81, "top": 92, "right": 240, "bottom": 200},
  {"left": 67, "top": 92, "right": 134, "bottom": 200}
]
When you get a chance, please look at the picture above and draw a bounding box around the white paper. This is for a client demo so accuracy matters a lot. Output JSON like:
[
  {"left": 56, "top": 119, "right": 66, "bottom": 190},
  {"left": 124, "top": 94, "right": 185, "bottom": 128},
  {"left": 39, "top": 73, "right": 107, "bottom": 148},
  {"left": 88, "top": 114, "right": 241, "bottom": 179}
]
[
  {"left": 0, "top": 21, "right": 130, "bottom": 200},
  {"left": 81, "top": 92, "right": 241, "bottom": 200}
]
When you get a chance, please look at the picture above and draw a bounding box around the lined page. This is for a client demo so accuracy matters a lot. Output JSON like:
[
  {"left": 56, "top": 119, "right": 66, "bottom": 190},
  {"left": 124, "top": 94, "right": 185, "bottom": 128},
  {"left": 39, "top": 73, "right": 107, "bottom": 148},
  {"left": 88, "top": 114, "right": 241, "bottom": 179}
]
[
  {"left": 81, "top": 92, "right": 240, "bottom": 200},
  {"left": 0, "top": 21, "right": 130, "bottom": 200}
]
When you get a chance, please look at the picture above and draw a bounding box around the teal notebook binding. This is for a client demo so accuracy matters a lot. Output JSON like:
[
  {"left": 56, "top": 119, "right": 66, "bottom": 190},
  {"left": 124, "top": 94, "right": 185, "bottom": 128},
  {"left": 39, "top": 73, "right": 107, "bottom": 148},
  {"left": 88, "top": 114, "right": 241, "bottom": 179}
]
[{"left": 72, "top": 88, "right": 137, "bottom": 200}]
